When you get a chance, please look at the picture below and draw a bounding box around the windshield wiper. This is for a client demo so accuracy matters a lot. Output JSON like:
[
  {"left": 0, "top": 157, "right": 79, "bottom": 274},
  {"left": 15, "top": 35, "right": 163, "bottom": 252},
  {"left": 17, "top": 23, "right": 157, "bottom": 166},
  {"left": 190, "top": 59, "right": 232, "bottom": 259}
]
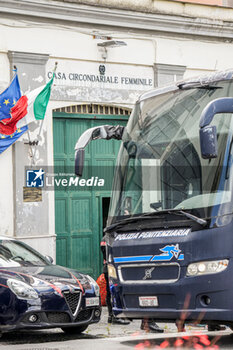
[
  {"left": 105, "top": 213, "right": 166, "bottom": 232},
  {"left": 169, "top": 210, "right": 207, "bottom": 226},
  {"left": 106, "top": 209, "right": 207, "bottom": 232},
  {"left": 142, "top": 209, "right": 207, "bottom": 226},
  {"left": 178, "top": 82, "right": 222, "bottom": 90}
]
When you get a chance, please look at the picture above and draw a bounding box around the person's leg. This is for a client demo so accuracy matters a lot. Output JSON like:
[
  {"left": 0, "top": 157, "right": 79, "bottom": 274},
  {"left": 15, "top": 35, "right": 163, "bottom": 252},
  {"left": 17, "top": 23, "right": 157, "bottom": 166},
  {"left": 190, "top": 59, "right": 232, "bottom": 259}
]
[
  {"left": 175, "top": 319, "right": 185, "bottom": 332},
  {"left": 104, "top": 271, "right": 113, "bottom": 322},
  {"left": 104, "top": 271, "right": 130, "bottom": 325}
]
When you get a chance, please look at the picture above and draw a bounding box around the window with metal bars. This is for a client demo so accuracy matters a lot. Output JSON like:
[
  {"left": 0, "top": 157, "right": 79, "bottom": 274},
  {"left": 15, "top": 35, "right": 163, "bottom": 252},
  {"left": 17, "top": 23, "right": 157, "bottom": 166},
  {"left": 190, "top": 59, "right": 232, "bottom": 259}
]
[{"left": 54, "top": 104, "right": 131, "bottom": 115}]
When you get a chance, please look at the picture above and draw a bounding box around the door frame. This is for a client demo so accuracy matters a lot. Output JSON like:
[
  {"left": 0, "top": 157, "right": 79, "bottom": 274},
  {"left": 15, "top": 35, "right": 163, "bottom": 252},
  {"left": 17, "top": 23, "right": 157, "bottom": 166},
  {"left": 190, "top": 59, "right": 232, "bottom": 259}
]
[
  {"left": 53, "top": 106, "right": 130, "bottom": 277},
  {"left": 95, "top": 191, "right": 113, "bottom": 276}
]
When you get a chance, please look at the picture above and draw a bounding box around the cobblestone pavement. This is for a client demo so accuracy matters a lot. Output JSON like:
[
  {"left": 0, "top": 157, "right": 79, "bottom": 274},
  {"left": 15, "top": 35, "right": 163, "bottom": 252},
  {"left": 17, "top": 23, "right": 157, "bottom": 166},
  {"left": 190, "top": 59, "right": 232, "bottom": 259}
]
[
  {"left": 0, "top": 307, "right": 232, "bottom": 350},
  {"left": 86, "top": 306, "right": 177, "bottom": 337}
]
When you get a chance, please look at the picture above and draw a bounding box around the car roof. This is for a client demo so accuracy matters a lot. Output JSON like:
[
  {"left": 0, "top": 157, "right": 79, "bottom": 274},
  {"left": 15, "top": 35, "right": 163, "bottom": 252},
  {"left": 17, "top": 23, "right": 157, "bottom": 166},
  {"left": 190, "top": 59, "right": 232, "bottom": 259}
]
[{"left": 0, "top": 236, "right": 14, "bottom": 241}]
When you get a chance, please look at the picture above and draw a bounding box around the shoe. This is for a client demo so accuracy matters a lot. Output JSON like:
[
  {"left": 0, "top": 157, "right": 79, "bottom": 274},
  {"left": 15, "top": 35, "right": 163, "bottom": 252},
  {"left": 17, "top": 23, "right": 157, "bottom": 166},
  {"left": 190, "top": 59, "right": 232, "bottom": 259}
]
[
  {"left": 141, "top": 320, "right": 164, "bottom": 333},
  {"left": 108, "top": 316, "right": 130, "bottom": 325},
  {"left": 208, "top": 324, "right": 226, "bottom": 331}
]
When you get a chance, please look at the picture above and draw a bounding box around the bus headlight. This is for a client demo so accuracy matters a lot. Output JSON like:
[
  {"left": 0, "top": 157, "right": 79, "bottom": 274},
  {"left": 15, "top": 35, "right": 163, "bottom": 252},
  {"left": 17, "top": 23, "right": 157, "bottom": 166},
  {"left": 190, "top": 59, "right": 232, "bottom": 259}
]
[
  {"left": 108, "top": 264, "right": 117, "bottom": 279},
  {"left": 186, "top": 259, "right": 229, "bottom": 277}
]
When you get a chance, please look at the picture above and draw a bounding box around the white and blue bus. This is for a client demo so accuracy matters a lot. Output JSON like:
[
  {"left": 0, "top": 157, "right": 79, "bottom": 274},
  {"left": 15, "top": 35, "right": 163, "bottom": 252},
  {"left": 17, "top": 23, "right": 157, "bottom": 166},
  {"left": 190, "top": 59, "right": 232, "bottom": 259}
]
[{"left": 75, "top": 70, "right": 233, "bottom": 329}]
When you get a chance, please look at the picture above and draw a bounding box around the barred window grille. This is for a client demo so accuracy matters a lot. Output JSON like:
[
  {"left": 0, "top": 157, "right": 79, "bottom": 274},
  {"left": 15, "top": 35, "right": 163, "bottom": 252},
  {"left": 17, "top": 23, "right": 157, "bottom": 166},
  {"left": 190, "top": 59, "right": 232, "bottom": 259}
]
[{"left": 54, "top": 104, "right": 131, "bottom": 115}]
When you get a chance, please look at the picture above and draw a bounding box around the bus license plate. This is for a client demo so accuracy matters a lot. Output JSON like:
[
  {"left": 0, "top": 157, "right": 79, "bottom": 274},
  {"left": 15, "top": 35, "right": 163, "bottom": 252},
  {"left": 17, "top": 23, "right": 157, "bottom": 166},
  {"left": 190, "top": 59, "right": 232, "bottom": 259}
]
[{"left": 139, "top": 296, "right": 158, "bottom": 307}]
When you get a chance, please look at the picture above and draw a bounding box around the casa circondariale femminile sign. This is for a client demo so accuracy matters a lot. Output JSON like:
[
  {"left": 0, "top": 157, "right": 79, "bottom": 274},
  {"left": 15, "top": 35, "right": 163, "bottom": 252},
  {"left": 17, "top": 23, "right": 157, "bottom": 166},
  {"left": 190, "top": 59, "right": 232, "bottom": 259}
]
[{"left": 46, "top": 59, "right": 154, "bottom": 91}]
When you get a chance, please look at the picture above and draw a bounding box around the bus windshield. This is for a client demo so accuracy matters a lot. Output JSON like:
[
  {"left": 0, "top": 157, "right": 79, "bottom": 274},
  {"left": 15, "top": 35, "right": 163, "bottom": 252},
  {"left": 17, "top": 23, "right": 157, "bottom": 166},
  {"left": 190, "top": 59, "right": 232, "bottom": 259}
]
[{"left": 108, "top": 80, "right": 233, "bottom": 226}]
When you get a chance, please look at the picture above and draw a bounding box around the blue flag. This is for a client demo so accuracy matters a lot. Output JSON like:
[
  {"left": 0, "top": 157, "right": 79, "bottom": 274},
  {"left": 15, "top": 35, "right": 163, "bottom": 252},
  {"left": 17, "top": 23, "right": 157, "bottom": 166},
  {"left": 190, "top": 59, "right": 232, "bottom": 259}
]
[
  {"left": 0, "top": 75, "right": 21, "bottom": 121},
  {"left": 0, "top": 126, "right": 28, "bottom": 154}
]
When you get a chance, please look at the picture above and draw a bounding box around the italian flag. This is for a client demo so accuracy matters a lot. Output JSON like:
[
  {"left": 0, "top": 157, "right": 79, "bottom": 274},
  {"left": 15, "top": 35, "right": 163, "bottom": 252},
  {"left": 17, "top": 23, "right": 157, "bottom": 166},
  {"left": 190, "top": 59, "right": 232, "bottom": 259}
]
[{"left": 0, "top": 76, "right": 54, "bottom": 135}]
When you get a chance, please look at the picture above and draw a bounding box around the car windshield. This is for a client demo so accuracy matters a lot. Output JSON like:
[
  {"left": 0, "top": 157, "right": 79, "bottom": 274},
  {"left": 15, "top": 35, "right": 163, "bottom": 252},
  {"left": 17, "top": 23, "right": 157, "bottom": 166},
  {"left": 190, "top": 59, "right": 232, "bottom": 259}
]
[
  {"left": 108, "top": 80, "right": 233, "bottom": 227},
  {"left": 0, "top": 239, "right": 49, "bottom": 267}
]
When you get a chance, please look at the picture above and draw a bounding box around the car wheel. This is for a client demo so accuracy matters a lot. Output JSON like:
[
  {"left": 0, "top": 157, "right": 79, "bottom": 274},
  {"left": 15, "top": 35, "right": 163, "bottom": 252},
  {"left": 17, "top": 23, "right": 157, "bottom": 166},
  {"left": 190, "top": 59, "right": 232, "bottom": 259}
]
[{"left": 61, "top": 325, "right": 88, "bottom": 334}]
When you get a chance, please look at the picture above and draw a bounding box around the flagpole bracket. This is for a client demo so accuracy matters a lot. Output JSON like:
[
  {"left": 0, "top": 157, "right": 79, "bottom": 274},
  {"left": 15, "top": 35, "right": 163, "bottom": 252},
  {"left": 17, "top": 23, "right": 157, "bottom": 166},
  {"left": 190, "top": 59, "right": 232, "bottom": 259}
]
[{"left": 24, "top": 140, "right": 39, "bottom": 146}]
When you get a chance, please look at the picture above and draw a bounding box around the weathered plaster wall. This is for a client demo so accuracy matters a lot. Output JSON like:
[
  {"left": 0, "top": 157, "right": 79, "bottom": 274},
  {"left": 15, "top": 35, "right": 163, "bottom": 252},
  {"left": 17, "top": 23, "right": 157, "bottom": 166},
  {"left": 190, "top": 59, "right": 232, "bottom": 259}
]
[
  {"left": 52, "top": 0, "right": 233, "bottom": 18},
  {"left": 0, "top": 53, "right": 13, "bottom": 237},
  {"left": 0, "top": 0, "right": 233, "bottom": 257},
  {"left": 155, "top": 38, "right": 233, "bottom": 74},
  {"left": 0, "top": 147, "right": 14, "bottom": 237}
]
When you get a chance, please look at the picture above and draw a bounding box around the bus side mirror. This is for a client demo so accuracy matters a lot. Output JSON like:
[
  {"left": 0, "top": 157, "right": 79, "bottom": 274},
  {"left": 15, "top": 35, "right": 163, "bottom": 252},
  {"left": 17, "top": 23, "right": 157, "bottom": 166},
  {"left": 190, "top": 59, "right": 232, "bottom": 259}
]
[
  {"left": 199, "top": 97, "right": 233, "bottom": 159},
  {"left": 199, "top": 126, "right": 218, "bottom": 159},
  {"left": 74, "top": 125, "right": 125, "bottom": 177},
  {"left": 75, "top": 149, "right": 85, "bottom": 176}
]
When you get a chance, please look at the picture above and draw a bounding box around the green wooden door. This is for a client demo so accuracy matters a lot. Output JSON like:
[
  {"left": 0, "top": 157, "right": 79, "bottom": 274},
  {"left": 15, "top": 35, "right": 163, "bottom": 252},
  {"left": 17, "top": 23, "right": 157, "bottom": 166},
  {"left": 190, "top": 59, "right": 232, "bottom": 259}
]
[{"left": 53, "top": 110, "right": 128, "bottom": 279}]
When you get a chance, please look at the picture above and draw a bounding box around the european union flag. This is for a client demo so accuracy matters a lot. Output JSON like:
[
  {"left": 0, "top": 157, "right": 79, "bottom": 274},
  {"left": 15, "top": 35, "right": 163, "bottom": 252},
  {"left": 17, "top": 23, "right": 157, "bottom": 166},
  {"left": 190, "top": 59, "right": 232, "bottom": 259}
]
[
  {"left": 0, "top": 125, "right": 28, "bottom": 154},
  {"left": 0, "top": 75, "right": 21, "bottom": 121}
]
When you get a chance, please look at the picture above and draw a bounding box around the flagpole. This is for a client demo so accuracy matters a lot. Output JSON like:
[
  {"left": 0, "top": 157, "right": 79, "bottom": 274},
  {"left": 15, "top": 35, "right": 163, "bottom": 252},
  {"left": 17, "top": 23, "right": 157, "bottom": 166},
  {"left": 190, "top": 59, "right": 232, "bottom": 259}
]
[
  {"left": 26, "top": 129, "right": 36, "bottom": 166},
  {"left": 31, "top": 61, "right": 57, "bottom": 165},
  {"left": 31, "top": 117, "right": 44, "bottom": 164},
  {"left": 37, "top": 118, "right": 44, "bottom": 142}
]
